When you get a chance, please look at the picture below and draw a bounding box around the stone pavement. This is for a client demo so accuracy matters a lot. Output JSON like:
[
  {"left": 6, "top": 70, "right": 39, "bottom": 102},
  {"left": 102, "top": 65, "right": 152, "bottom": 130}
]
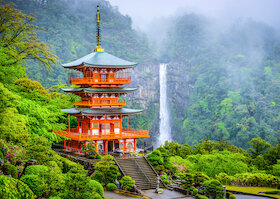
[
  {"left": 104, "top": 189, "right": 194, "bottom": 199},
  {"left": 142, "top": 189, "right": 194, "bottom": 199},
  {"left": 104, "top": 190, "right": 139, "bottom": 199}
]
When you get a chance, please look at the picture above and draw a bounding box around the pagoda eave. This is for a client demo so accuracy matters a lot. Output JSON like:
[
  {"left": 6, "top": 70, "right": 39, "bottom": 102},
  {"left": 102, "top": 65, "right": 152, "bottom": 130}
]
[
  {"left": 61, "top": 108, "right": 143, "bottom": 116},
  {"left": 62, "top": 87, "right": 138, "bottom": 94}
]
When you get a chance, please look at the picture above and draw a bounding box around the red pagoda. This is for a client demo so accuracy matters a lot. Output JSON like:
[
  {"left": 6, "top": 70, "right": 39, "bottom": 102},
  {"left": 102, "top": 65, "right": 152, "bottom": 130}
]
[{"left": 53, "top": 5, "right": 149, "bottom": 155}]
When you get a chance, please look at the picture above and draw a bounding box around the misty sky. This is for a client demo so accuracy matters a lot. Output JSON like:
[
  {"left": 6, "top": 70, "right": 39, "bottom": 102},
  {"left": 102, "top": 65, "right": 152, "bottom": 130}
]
[{"left": 108, "top": 0, "right": 280, "bottom": 31}]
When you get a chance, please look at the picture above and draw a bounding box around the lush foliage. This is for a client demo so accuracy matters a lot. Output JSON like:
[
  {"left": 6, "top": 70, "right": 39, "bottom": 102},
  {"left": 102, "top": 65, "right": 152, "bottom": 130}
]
[
  {"left": 106, "top": 182, "right": 117, "bottom": 191},
  {"left": 162, "top": 12, "right": 280, "bottom": 148},
  {"left": 119, "top": 176, "right": 135, "bottom": 191}
]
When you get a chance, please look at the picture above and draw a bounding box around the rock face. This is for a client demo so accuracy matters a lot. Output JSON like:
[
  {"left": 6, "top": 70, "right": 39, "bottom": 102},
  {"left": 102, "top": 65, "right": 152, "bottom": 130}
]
[
  {"left": 127, "top": 62, "right": 160, "bottom": 145},
  {"left": 167, "top": 62, "right": 192, "bottom": 142}
]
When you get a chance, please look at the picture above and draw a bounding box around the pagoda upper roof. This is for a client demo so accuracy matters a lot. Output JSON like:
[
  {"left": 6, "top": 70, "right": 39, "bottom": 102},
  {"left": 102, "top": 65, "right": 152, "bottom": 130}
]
[
  {"left": 61, "top": 108, "right": 142, "bottom": 115},
  {"left": 62, "top": 87, "right": 137, "bottom": 93},
  {"left": 62, "top": 51, "right": 137, "bottom": 68}
]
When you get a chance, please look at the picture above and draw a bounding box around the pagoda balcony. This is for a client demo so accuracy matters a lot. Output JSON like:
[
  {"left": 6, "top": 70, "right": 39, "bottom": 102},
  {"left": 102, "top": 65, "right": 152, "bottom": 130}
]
[
  {"left": 68, "top": 71, "right": 131, "bottom": 86},
  {"left": 73, "top": 99, "right": 126, "bottom": 108},
  {"left": 53, "top": 128, "right": 149, "bottom": 141},
  {"left": 69, "top": 77, "right": 130, "bottom": 86}
]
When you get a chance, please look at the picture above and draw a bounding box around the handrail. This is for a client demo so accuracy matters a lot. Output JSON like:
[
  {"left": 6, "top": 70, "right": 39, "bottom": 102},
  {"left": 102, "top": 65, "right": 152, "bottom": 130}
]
[
  {"left": 143, "top": 156, "right": 171, "bottom": 190},
  {"left": 134, "top": 158, "right": 152, "bottom": 189},
  {"left": 114, "top": 157, "right": 126, "bottom": 176},
  {"left": 53, "top": 129, "right": 149, "bottom": 141}
]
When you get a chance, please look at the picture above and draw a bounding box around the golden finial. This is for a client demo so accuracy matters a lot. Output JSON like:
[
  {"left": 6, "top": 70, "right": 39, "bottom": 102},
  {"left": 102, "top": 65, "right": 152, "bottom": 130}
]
[{"left": 94, "top": 5, "right": 104, "bottom": 52}]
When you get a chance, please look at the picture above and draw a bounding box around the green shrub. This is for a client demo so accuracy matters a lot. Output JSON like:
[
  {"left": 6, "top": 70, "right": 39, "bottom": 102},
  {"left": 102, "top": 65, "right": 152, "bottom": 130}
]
[
  {"left": 0, "top": 150, "right": 4, "bottom": 161},
  {"left": 86, "top": 180, "right": 104, "bottom": 197},
  {"left": 193, "top": 172, "right": 210, "bottom": 186},
  {"left": 195, "top": 194, "right": 209, "bottom": 199},
  {"left": 0, "top": 175, "right": 35, "bottom": 198},
  {"left": 216, "top": 173, "right": 234, "bottom": 185},
  {"left": 44, "top": 161, "right": 62, "bottom": 173},
  {"left": 96, "top": 154, "right": 102, "bottom": 159},
  {"left": 20, "top": 174, "right": 47, "bottom": 197},
  {"left": 3, "top": 162, "right": 18, "bottom": 178},
  {"left": 264, "top": 190, "right": 280, "bottom": 194},
  {"left": 229, "top": 193, "right": 236, "bottom": 199},
  {"left": 193, "top": 188, "right": 198, "bottom": 195},
  {"left": 120, "top": 176, "right": 135, "bottom": 191},
  {"left": 25, "top": 165, "right": 48, "bottom": 176},
  {"left": 62, "top": 158, "right": 82, "bottom": 173},
  {"left": 91, "top": 170, "right": 103, "bottom": 183},
  {"left": 49, "top": 197, "right": 61, "bottom": 199},
  {"left": 105, "top": 165, "right": 120, "bottom": 184},
  {"left": 163, "top": 179, "right": 170, "bottom": 184},
  {"left": 233, "top": 173, "right": 280, "bottom": 187},
  {"left": 147, "top": 150, "right": 163, "bottom": 166},
  {"left": 106, "top": 183, "right": 117, "bottom": 191},
  {"left": 203, "top": 180, "right": 224, "bottom": 198}
]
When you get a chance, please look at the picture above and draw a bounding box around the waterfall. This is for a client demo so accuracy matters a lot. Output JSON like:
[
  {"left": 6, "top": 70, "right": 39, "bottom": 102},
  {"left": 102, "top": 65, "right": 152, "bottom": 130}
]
[{"left": 158, "top": 63, "right": 171, "bottom": 147}]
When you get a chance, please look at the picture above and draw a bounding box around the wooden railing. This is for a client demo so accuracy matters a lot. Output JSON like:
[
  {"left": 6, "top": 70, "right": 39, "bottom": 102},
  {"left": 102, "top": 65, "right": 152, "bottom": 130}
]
[
  {"left": 69, "top": 77, "right": 130, "bottom": 85},
  {"left": 73, "top": 99, "right": 126, "bottom": 107},
  {"left": 53, "top": 128, "right": 149, "bottom": 141}
]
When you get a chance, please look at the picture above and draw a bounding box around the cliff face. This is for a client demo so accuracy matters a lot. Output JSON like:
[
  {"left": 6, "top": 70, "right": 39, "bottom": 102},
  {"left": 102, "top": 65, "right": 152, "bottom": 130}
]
[
  {"left": 126, "top": 62, "right": 160, "bottom": 145},
  {"left": 167, "top": 62, "right": 192, "bottom": 143}
]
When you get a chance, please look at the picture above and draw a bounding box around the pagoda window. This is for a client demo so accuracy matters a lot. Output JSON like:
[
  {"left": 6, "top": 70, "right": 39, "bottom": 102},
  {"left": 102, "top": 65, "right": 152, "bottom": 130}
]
[
  {"left": 119, "top": 143, "right": 123, "bottom": 149},
  {"left": 79, "top": 122, "right": 81, "bottom": 127},
  {"left": 88, "top": 123, "right": 91, "bottom": 128},
  {"left": 127, "top": 143, "right": 133, "bottom": 148}
]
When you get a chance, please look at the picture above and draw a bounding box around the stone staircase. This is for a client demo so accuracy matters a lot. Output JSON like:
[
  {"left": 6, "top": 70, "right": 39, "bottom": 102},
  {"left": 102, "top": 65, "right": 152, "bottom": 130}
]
[{"left": 115, "top": 156, "right": 165, "bottom": 190}]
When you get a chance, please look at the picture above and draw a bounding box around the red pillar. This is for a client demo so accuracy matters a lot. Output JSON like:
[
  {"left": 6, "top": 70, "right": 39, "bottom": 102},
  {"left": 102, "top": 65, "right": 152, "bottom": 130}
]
[
  {"left": 134, "top": 138, "right": 137, "bottom": 152},
  {"left": 105, "top": 140, "right": 108, "bottom": 154},
  {"left": 64, "top": 139, "right": 66, "bottom": 153},
  {"left": 68, "top": 114, "right": 70, "bottom": 133}
]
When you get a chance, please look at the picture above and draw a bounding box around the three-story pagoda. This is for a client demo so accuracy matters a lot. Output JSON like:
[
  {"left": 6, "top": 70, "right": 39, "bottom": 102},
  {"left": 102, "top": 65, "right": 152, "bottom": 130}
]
[{"left": 53, "top": 5, "right": 149, "bottom": 155}]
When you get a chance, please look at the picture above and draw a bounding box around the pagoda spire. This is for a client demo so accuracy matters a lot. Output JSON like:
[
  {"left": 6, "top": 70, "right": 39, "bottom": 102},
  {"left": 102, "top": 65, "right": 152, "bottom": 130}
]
[{"left": 94, "top": 5, "right": 104, "bottom": 52}]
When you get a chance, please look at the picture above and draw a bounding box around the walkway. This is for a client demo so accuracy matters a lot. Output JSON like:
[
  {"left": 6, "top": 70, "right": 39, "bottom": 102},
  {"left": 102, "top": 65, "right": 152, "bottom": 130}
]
[
  {"left": 142, "top": 189, "right": 194, "bottom": 199},
  {"left": 104, "top": 191, "right": 139, "bottom": 199},
  {"left": 235, "top": 194, "right": 273, "bottom": 199}
]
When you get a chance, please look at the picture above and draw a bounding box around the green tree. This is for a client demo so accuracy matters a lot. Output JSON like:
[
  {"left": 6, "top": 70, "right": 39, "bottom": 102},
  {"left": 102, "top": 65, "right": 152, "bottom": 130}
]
[{"left": 248, "top": 138, "right": 271, "bottom": 158}]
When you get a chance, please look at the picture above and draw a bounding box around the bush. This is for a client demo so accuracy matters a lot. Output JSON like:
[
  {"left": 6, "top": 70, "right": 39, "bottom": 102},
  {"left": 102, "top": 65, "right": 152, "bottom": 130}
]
[
  {"left": 25, "top": 165, "right": 48, "bottom": 176},
  {"left": 216, "top": 173, "right": 234, "bottom": 185},
  {"left": 86, "top": 180, "right": 104, "bottom": 197},
  {"left": 193, "top": 188, "right": 198, "bottom": 195},
  {"left": 147, "top": 150, "right": 163, "bottom": 166},
  {"left": 62, "top": 158, "right": 82, "bottom": 173},
  {"left": 163, "top": 179, "right": 170, "bottom": 184},
  {"left": 91, "top": 170, "right": 103, "bottom": 183},
  {"left": 233, "top": 173, "right": 280, "bottom": 187},
  {"left": 44, "top": 161, "right": 62, "bottom": 173},
  {"left": 20, "top": 174, "right": 47, "bottom": 197},
  {"left": 3, "top": 162, "right": 18, "bottom": 178},
  {"left": 264, "top": 190, "right": 280, "bottom": 194},
  {"left": 193, "top": 172, "right": 210, "bottom": 186},
  {"left": 229, "top": 193, "right": 236, "bottom": 199},
  {"left": 105, "top": 165, "right": 120, "bottom": 184},
  {"left": 120, "top": 176, "right": 135, "bottom": 191},
  {"left": 195, "top": 194, "right": 209, "bottom": 199},
  {"left": 106, "top": 183, "right": 117, "bottom": 191},
  {"left": 203, "top": 180, "right": 224, "bottom": 198},
  {"left": 0, "top": 175, "right": 35, "bottom": 198},
  {"left": 96, "top": 154, "right": 102, "bottom": 159}
]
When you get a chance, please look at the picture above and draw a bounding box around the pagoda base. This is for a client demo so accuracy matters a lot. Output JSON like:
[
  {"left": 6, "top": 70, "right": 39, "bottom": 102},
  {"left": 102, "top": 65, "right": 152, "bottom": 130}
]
[{"left": 64, "top": 138, "right": 138, "bottom": 155}]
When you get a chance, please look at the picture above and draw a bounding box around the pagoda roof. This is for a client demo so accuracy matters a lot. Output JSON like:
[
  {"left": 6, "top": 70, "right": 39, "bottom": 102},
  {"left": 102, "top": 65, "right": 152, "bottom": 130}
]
[
  {"left": 61, "top": 108, "right": 142, "bottom": 115},
  {"left": 62, "top": 51, "right": 137, "bottom": 68},
  {"left": 62, "top": 87, "right": 137, "bottom": 93}
]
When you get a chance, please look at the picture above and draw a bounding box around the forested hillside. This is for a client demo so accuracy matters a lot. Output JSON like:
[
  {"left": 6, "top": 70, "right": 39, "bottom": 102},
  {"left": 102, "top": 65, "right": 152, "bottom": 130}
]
[
  {"left": 164, "top": 14, "right": 280, "bottom": 148},
  {"left": 7, "top": 0, "right": 153, "bottom": 88}
]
